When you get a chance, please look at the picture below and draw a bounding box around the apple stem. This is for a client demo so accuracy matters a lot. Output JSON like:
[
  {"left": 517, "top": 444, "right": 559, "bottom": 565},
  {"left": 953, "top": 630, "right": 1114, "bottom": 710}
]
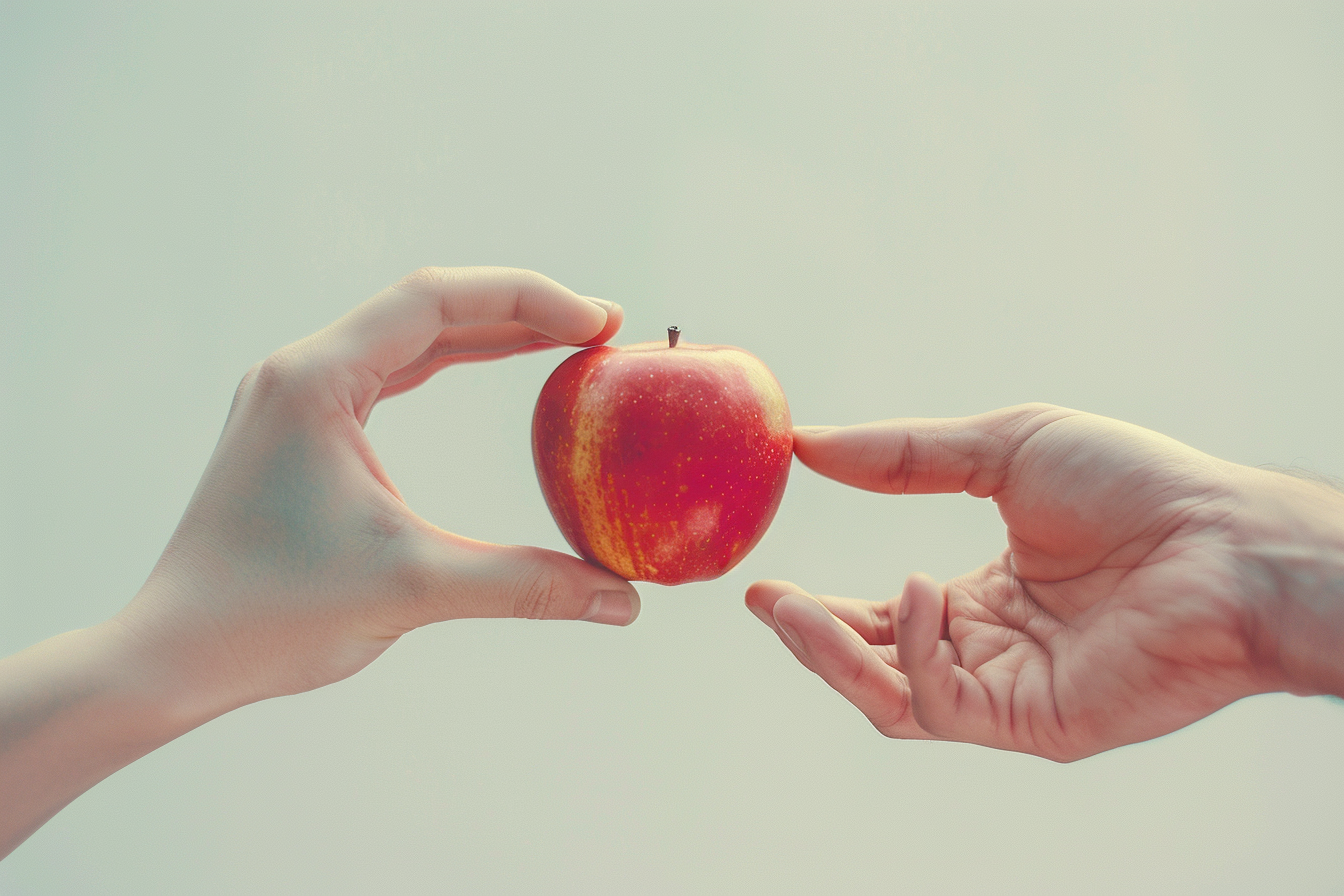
[{"left": 668, "top": 326, "right": 680, "bottom": 348}]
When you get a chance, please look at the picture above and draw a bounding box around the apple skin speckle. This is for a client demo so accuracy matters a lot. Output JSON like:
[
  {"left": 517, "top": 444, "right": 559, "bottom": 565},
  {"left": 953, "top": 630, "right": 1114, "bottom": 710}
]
[{"left": 531, "top": 339, "right": 792, "bottom": 585}]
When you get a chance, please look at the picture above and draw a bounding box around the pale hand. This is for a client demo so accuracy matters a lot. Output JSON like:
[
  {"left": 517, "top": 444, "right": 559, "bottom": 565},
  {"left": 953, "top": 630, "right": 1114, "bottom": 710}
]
[
  {"left": 1, "top": 268, "right": 640, "bottom": 858},
  {"left": 117, "top": 266, "right": 641, "bottom": 719}
]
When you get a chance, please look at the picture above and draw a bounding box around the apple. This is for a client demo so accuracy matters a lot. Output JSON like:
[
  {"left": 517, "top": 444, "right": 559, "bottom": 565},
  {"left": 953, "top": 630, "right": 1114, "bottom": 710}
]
[{"left": 532, "top": 327, "right": 793, "bottom": 585}]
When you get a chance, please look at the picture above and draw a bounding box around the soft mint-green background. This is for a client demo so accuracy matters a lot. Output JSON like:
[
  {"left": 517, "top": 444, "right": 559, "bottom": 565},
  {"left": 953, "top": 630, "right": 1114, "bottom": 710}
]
[{"left": 3, "top": 2, "right": 1342, "bottom": 893}]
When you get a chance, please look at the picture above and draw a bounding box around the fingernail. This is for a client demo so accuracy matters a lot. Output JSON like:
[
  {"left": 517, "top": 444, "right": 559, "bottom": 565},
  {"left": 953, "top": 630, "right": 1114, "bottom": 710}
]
[
  {"left": 773, "top": 594, "right": 818, "bottom": 657},
  {"left": 581, "top": 590, "right": 638, "bottom": 626},
  {"left": 775, "top": 613, "right": 811, "bottom": 661},
  {"left": 584, "top": 297, "right": 615, "bottom": 311},
  {"left": 795, "top": 425, "right": 837, "bottom": 434},
  {"left": 898, "top": 584, "right": 916, "bottom": 623}
]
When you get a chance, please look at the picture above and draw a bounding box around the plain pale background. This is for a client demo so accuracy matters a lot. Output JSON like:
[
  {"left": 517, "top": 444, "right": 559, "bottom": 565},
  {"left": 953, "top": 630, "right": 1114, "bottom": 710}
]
[{"left": 3, "top": 2, "right": 1342, "bottom": 893}]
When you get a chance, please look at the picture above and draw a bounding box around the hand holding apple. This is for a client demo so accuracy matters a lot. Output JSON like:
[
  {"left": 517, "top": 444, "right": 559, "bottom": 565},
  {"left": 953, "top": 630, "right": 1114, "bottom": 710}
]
[
  {"left": 0, "top": 268, "right": 643, "bottom": 860},
  {"left": 533, "top": 328, "right": 792, "bottom": 585}
]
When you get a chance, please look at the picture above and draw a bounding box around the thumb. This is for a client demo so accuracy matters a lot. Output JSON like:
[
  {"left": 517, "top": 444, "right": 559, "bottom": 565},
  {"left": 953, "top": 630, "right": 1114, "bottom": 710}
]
[
  {"left": 793, "top": 404, "right": 1073, "bottom": 498},
  {"left": 402, "top": 530, "right": 641, "bottom": 627}
]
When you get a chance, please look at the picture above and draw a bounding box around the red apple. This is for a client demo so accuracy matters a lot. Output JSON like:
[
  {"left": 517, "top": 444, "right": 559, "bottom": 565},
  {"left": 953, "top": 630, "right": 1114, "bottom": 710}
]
[{"left": 532, "top": 328, "right": 792, "bottom": 585}]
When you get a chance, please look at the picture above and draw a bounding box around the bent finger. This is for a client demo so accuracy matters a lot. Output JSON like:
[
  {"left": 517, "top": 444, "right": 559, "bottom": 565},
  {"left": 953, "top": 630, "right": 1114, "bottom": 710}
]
[
  {"left": 323, "top": 267, "right": 613, "bottom": 387},
  {"left": 376, "top": 343, "right": 555, "bottom": 401},
  {"left": 379, "top": 296, "right": 624, "bottom": 390},
  {"left": 896, "top": 573, "right": 991, "bottom": 741},
  {"left": 387, "top": 322, "right": 566, "bottom": 379},
  {"left": 771, "top": 593, "right": 931, "bottom": 739},
  {"left": 380, "top": 322, "right": 563, "bottom": 391}
]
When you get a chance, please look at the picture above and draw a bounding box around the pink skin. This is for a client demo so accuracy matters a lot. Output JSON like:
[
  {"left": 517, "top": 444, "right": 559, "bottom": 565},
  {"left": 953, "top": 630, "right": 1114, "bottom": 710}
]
[
  {"left": 747, "top": 404, "right": 1344, "bottom": 761},
  {"left": 122, "top": 267, "right": 643, "bottom": 711},
  {"left": 0, "top": 267, "right": 642, "bottom": 858}
]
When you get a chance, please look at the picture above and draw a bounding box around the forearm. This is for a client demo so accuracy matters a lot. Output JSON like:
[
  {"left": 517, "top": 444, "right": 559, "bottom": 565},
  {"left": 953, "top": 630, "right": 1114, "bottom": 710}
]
[
  {"left": 0, "top": 620, "right": 207, "bottom": 858},
  {"left": 1239, "top": 468, "right": 1344, "bottom": 698}
]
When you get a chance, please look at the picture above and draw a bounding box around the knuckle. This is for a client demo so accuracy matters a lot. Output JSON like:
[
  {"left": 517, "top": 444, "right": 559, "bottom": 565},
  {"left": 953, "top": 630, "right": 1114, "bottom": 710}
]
[
  {"left": 227, "top": 361, "right": 265, "bottom": 420},
  {"left": 236, "top": 360, "right": 264, "bottom": 395},
  {"left": 1009, "top": 401, "right": 1064, "bottom": 417},
  {"left": 510, "top": 267, "right": 549, "bottom": 291},
  {"left": 396, "top": 266, "right": 450, "bottom": 292},
  {"left": 1002, "top": 403, "right": 1073, "bottom": 444},
  {"left": 249, "top": 350, "right": 302, "bottom": 396},
  {"left": 504, "top": 268, "right": 557, "bottom": 310},
  {"left": 509, "top": 550, "right": 570, "bottom": 620},
  {"left": 908, "top": 701, "right": 954, "bottom": 739},
  {"left": 513, "top": 573, "right": 567, "bottom": 621},
  {"left": 502, "top": 268, "right": 550, "bottom": 313},
  {"left": 243, "top": 348, "right": 330, "bottom": 411},
  {"left": 883, "top": 430, "right": 916, "bottom": 494},
  {"left": 1042, "top": 742, "right": 1089, "bottom": 764},
  {"left": 870, "top": 705, "right": 911, "bottom": 738},
  {"left": 963, "top": 402, "right": 1074, "bottom": 497},
  {"left": 841, "top": 655, "right": 867, "bottom": 694}
]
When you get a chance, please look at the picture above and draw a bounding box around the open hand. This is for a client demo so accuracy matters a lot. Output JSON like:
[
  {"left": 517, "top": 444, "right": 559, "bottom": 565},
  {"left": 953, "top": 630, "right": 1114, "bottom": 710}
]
[{"left": 748, "top": 404, "right": 1297, "bottom": 761}]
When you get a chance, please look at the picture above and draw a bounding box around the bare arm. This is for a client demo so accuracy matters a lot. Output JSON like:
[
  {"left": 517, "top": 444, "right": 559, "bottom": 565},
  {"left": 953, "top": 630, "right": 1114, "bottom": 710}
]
[
  {"left": 0, "top": 623, "right": 198, "bottom": 855},
  {"left": 0, "top": 267, "right": 640, "bottom": 858}
]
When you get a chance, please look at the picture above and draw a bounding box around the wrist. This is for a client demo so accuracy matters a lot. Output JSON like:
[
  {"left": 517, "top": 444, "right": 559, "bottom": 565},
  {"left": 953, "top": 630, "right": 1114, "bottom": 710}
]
[
  {"left": 1235, "top": 467, "right": 1344, "bottom": 697},
  {"left": 0, "top": 619, "right": 210, "bottom": 857},
  {"left": 109, "top": 574, "right": 261, "bottom": 726}
]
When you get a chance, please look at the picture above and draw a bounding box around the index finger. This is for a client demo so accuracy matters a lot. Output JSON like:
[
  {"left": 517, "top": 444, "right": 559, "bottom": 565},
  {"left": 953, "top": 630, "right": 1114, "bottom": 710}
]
[
  {"left": 322, "top": 266, "right": 611, "bottom": 384},
  {"left": 792, "top": 403, "right": 1078, "bottom": 499}
]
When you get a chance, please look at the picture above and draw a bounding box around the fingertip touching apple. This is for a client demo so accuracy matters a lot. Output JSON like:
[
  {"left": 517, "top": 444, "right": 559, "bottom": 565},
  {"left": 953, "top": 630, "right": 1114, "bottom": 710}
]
[{"left": 532, "top": 328, "right": 792, "bottom": 585}]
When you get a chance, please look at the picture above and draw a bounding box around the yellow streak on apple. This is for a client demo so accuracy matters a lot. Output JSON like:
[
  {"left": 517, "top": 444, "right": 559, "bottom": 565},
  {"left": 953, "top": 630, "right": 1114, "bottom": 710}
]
[{"left": 566, "top": 368, "right": 645, "bottom": 581}]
